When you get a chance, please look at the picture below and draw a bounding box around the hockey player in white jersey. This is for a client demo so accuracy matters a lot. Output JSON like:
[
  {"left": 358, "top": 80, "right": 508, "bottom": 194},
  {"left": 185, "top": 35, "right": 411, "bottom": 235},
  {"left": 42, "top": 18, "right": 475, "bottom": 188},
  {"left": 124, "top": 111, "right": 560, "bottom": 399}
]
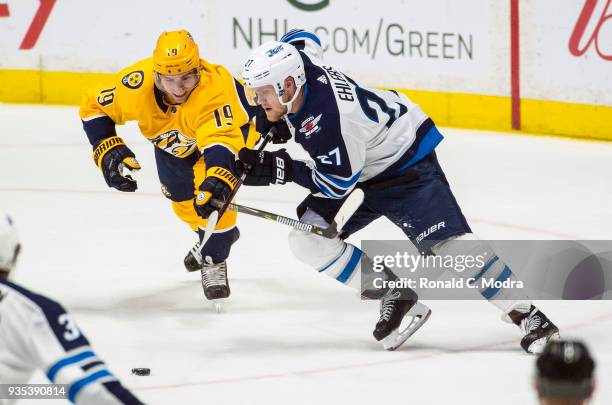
[
  {"left": 0, "top": 212, "right": 145, "bottom": 405},
  {"left": 237, "top": 37, "right": 560, "bottom": 353},
  {"left": 252, "top": 28, "right": 325, "bottom": 143}
]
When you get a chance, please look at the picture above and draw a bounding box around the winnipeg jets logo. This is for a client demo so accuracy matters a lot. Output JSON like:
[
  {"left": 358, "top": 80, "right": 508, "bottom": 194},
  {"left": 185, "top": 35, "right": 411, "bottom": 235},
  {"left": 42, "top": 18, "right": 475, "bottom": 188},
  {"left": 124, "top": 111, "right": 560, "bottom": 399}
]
[
  {"left": 149, "top": 130, "right": 196, "bottom": 158},
  {"left": 299, "top": 114, "right": 322, "bottom": 138},
  {"left": 266, "top": 44, "right": 284, "bottom": 57},
  {"left": 317, "top": 75, "right": 328, "bottom": 85}
]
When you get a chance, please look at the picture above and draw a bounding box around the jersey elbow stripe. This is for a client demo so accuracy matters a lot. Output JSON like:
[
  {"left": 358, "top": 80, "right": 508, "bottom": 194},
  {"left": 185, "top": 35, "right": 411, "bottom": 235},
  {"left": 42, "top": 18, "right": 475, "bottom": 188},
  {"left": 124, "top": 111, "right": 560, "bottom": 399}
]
[
  {"left": 47, "top": 350, "right": 96, "bottom": 382},
  {"left": 280, "top": 29, "right": 302, "bottom": 42},
  {"left": 68, "top": 369, "right": 115, "bottom": 403},
  {"left": 312, "top": 171, "right": 359, "bottom": 198},
  {"left": 81, "top": 114, "right": 109, "bottom": 122},
  {"left": 281, "top": 30, "right": 322, "bottom": 46},
  {"left": 312, "top": 176, "right": 345, "bottom": 199},
  {"left": 200, "top": 142, "right": 237, "bottom": 156},
  {"left": 314, "top": 169, "right": 361, "bottom": 189}
]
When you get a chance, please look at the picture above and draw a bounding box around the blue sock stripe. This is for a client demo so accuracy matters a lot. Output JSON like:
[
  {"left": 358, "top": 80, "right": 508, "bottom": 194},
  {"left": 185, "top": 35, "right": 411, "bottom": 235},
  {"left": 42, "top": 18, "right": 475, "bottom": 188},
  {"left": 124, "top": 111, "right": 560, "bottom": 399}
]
[
  {"left": 47, "top": 350, "right": 96, "bottom": 382},
  {"left": 472, "top": 256, "right": 499, "bottom": 282},
  {"left": 318, "top": 244, "right": 348, "bottom": 273},
  {"left": 481, "top": 265, "right": 513, "bottom": 299},
  {"left": 336, "top": 248, "right": 362, "bottom": 283},
  {"left": 68, "top": 369, "right": 113, "bottom": 403}
]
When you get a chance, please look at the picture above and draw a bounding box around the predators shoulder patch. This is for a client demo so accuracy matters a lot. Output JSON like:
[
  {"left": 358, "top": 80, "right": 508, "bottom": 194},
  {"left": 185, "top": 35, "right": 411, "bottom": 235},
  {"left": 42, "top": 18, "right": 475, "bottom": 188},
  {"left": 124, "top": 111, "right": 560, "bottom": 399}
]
[{"left": 122, "top": 70, "right": 144, "bottom": 89}]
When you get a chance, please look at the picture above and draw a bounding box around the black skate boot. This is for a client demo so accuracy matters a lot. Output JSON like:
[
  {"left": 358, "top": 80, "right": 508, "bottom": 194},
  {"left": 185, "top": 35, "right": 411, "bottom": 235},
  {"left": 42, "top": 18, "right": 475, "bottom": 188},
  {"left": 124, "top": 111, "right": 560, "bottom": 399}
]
[
  {"left": 185, "top": 228, "right": 240, "bottom": 272},
  {"left": 373, "top": 288, "right": 431, "bottom": 351},
  {"left": 184, "top": 242, "right": 202, "bottom": 272},
  {"left": 200, "top": 258, "right": 230, "bottom": 301},
  {"left": 506, "top": 303, "right": 560, "bottom": 354}
]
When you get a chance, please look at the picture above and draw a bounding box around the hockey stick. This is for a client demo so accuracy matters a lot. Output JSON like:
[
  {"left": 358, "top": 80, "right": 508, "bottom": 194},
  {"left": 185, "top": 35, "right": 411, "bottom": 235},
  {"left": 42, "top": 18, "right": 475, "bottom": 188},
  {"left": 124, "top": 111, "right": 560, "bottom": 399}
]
[
  {"left": 188, "top": 129, "right": 275, "bottom": 265},
  {"left": 212, "top": 188, "right": 365, "bottom": 238}
]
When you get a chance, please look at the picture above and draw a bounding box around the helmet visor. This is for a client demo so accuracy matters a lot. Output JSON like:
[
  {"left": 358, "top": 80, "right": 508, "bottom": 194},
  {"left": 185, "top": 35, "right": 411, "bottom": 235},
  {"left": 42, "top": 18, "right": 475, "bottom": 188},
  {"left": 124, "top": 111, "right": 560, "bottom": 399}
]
[{"left": 245, "top": 84, "right": 278, "bottom": 106}]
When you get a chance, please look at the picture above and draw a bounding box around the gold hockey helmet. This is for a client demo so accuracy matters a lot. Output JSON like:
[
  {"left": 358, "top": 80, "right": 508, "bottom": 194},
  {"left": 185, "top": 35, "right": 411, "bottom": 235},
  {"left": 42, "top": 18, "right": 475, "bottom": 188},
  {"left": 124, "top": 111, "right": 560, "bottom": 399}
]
[{"left": 153, "top": 30, "right": 200, "bottom": 75}]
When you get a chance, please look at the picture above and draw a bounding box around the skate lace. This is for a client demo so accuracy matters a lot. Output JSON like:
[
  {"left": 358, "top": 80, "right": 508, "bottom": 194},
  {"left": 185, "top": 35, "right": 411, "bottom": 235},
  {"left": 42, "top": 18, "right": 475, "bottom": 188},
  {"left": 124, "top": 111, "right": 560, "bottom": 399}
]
[
  {"left": 522, "top": 315, "right": 542, "bottom": 334},
  {"left": 201, "top": 262, "right": 227, "bottom": 288},
  {"left": 189, "top": 242, "right": 203, "bottom": 264},
  {"left": 379, "top": 291, "right": 401, "bottom": 322},
  {"left": 380, "top": 301, "right": 395, "bottom": 322}
]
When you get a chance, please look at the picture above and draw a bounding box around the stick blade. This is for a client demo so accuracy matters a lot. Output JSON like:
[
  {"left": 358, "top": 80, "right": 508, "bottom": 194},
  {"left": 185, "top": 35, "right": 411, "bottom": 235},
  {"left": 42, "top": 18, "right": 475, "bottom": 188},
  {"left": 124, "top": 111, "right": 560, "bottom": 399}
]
[
  {"left": 194, "top": 210, "right": 219, "bottom": 261},
  {"left": 204, "top": 210, "right": 219, "bottom": 235},
  {"left": 332, "top": 188, "right": 365, "bottom": 232}
]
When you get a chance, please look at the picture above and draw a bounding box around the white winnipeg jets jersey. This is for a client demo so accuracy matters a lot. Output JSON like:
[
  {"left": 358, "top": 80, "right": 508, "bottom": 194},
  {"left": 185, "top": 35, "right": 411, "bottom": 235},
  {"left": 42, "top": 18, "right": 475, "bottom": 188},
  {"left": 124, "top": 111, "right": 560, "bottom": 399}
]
[
  {"left": 0, "top": 280, "right": 143, "bottom": 405},
  {"left": 285, "top": 52, "right": 443, "bottom": 199}
]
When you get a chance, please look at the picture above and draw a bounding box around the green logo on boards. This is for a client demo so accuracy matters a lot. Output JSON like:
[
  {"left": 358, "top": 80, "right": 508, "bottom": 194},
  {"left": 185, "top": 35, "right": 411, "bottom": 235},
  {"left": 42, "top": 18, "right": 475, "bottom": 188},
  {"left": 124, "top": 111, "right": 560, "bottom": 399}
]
[{"left": 287, "top": 0, "right": 329, "bottom": 11}]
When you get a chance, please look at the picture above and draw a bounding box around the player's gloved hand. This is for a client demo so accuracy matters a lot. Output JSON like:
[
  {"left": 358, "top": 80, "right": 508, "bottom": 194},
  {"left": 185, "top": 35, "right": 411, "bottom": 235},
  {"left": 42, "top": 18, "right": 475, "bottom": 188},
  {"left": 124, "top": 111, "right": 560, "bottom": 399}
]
[
  {"left": 255, "top": 106, "right": 292, "bottom": 144},
  {"left": 194, "top": 167, "right": 237, "bottom": 218},
  {"left": 93, "top": 136, "right": 141, "bottom": 192},
  {"left": 236, "top": 148, "right": 293, "bottom": 186}
]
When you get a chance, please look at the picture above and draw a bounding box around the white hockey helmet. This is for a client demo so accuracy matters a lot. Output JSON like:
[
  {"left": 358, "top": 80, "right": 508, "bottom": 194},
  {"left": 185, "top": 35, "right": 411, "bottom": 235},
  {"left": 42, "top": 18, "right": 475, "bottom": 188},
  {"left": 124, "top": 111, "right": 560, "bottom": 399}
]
[
  {"left": 0, "top": 212, "right": 20, "bottom": 278},
  {"left": 242, "top": 41, "right": 306, "bottom": 112},
  {"left": 280, "top": 28, "right": 324, "bottom": 61}
]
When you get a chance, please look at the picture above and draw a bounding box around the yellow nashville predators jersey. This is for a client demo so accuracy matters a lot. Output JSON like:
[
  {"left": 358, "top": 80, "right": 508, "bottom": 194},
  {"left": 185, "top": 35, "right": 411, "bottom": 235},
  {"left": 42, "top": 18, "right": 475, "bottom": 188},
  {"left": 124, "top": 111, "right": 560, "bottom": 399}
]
[{"left": 79, "top": 57, "right": 257, "bottom": 159}]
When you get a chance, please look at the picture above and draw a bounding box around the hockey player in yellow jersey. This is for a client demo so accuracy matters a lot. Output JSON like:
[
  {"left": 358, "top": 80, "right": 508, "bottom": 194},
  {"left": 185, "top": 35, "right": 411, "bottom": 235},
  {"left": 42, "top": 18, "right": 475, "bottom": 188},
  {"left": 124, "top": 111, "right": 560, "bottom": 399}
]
[{"left": 80, "top": 30, "right": 257, "bottom": 301}]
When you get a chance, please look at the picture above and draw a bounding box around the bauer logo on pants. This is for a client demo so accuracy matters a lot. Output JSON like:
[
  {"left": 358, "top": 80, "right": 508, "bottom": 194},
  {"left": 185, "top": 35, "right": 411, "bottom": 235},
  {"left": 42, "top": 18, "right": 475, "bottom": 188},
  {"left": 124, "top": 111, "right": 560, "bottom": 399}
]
[{"left": 416, "top": 221, "right": 446, "bottom": 243}]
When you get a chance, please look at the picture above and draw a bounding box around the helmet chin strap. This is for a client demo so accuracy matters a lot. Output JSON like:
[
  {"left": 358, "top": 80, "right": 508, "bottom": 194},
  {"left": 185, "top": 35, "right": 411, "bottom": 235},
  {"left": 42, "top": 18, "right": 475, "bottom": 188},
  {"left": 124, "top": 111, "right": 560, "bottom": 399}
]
[{"left": 279, "top": 83, "right": 303, "bottom": 114}]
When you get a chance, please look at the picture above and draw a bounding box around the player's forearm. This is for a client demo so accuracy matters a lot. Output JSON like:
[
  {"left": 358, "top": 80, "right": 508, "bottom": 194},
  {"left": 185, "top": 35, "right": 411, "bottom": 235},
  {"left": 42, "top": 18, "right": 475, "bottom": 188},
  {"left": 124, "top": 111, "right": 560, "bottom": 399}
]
[
  {"left": 81, "top": 115, "right": 117, "bottom": 147},
  {"left": 291, "top": 160, "right": 322, "bottom": 194},
  {"left": 293, "top": 160, "right": 361, "bottom": 199},
  {"left": 202, "top": 144, "right": 237, "bottom": 174}
]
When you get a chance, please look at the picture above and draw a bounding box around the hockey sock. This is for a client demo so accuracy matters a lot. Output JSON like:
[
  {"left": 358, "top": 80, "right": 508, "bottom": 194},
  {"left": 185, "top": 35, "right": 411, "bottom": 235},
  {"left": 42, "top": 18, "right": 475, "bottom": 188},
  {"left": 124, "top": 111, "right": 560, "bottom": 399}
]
[{"left": 432, "top": 233, "right": 532, "bottom": 312}]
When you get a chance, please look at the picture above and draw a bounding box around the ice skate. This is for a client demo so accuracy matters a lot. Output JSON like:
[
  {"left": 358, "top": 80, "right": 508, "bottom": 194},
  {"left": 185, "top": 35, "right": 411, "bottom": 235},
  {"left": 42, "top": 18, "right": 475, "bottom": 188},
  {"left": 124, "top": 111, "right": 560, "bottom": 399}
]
[
  {"left": 373, "top": 289, "right": 431, "bottom": 350},
  {"left": 184, "top": 241, "right": 202, "bottom": 272},
  {"left": 200, "top": 258, "right": 230, "bottom": 312},
  {"left": 505, "top": 303, "right": 560, "bottom": 354}
]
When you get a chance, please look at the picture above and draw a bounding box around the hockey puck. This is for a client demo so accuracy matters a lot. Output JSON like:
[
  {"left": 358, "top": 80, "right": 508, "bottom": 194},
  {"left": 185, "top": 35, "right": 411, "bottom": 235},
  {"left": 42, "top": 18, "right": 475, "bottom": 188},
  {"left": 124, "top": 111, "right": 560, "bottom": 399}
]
[{"left": 131, "top": 368, "right": 151, "bottom": 376}]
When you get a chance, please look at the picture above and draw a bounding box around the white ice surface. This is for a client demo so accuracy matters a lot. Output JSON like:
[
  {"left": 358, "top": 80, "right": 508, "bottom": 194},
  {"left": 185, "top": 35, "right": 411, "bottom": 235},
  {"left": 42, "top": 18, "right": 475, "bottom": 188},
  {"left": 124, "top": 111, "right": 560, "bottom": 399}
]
[{"left": 1, "top": 104, "right": 611, "bottom": 404}]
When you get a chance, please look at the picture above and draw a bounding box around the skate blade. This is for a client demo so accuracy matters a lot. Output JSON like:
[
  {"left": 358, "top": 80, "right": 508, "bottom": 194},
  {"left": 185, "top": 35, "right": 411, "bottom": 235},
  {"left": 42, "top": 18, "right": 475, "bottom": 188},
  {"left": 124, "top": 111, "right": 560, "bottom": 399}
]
[
  {"left": 381, "top": 302, "right": 432, "bottom": 351},
  {"left": 209, "top": 299, "right": 226, "bottom": 313},
  {"left": 527, "top": 331, "right": 560, "bottom": 354}
]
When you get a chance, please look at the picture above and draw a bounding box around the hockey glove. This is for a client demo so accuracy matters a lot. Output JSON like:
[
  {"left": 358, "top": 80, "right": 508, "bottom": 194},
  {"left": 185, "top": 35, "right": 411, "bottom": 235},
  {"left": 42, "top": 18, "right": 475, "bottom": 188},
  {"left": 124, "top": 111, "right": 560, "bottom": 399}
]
[
  {"left": 255, "top": 106, "right": 292, "bottom": 144},
  {"left": 93, "top": 136, "right": 141, "bottom": 192},
  {"left": 236, "top": 148, "right": 293, "bottom": 186},
  {"left": 194, "top": 166, "right": 238, "bottom": 218}
]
